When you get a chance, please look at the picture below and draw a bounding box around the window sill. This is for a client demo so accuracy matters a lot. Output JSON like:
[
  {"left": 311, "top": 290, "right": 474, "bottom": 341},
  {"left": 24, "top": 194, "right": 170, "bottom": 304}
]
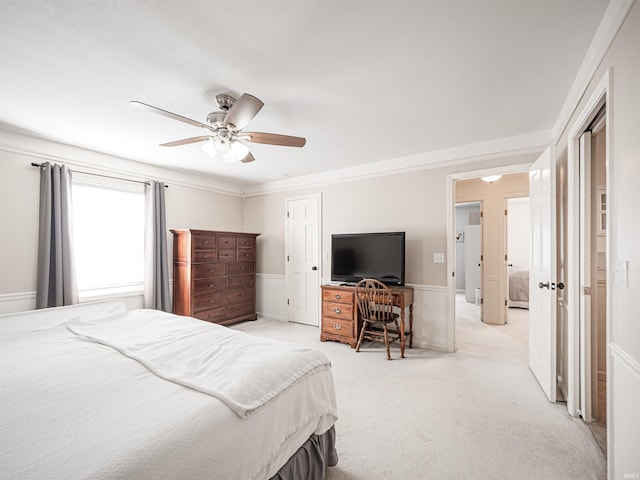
[{"left": 78, "top": 284, "right": 144, "bottom": 302}]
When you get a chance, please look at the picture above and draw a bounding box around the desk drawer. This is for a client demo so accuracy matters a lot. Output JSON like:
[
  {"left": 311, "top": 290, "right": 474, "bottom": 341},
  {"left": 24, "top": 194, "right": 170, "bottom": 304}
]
[
  {"left": 322, "top": 317, "right": 353, "bottom": 339},
  {"left": 322, "top": 301, "right": 353, "bottom": 320},
  {"left": 322, "top": 289, "right": 353, "bottom": 304}
]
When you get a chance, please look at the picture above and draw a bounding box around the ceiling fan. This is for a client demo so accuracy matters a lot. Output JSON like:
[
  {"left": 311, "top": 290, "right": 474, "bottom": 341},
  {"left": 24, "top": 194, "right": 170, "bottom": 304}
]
[{"left": 129, "top": 93, "right": 306, "bottom": 163}]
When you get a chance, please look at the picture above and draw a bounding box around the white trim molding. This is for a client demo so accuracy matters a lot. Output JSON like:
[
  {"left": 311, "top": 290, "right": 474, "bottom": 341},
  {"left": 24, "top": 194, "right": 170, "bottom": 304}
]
[
  {"left": 552, "top": 0, "right": 635, "bottom": 141},
  {"left": 243, "top": 131, "right": 549, "bottom": 197}
]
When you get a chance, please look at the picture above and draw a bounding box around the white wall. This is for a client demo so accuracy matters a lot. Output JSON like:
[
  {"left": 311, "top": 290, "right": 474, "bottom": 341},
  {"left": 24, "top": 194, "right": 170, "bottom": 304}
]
[{"left": 0, "top": 130, "right": 245, "bottom": 314}]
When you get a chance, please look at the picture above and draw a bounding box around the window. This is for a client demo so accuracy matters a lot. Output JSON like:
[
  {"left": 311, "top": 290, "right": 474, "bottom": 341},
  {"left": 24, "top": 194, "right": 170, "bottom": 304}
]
[{"left": 72, "top": 182, "right": 145, "bottom": 296}]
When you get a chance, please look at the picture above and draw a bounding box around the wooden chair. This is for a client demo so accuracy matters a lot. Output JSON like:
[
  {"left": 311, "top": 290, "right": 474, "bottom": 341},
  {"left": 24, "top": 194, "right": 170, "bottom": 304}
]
[{"left": 354, "top": 278, "right": 401, "bottom": 360}]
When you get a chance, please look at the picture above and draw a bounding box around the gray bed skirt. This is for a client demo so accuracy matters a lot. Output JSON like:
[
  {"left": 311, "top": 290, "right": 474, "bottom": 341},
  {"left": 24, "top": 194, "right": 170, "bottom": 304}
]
[{"left": 270, "top": 426, "right": 338, "bottom": 480}]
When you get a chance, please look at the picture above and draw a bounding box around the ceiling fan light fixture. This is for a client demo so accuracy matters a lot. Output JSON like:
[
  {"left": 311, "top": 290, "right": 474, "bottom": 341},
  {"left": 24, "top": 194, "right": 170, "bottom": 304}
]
[
  {"left": 222, "top": 152, "right": 238, "bottom": 163},
  {"left": 201, "top": 139, "right": 216, "bottom": 158},
  {"left": 481, "top": 174, "right": 502, "bottom": 183}
]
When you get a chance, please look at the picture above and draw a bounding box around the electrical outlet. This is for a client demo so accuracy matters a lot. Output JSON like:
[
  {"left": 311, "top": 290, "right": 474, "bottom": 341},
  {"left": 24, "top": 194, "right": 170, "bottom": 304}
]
[{"left": 433, "top": 253, "right": 445, "bottom": 264}]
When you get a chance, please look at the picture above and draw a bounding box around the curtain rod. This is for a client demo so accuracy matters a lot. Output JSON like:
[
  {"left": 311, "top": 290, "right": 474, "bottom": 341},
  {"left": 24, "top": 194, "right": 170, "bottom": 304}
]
[{"left": 30, "top": 162, "right": 169, "bottom": 188}]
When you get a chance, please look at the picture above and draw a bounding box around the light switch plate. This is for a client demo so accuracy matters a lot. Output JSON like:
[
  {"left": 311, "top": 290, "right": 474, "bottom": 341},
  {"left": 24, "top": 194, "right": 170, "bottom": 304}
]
[
  {"left": 433, "top": 253, "right": 445, "bottom": 264},
  {"left": 615, "top": 259, "right": 629, "bottom": 287}
]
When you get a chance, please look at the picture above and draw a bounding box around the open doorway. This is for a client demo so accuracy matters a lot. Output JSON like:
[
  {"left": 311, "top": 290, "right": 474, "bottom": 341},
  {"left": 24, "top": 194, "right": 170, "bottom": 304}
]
[
  {"left": 566, "top": 73, "right": 610, "bottom": 459},
  {"left": 453, "top": 173, "right": 530, "bottom": 361}
]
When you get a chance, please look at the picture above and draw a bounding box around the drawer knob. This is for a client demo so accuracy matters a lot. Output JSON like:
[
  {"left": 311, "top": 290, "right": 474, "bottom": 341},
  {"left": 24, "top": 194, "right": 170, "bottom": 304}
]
[
  {"left": 209, "top": 268, "right": 214, "bottom": 272},
  {"left": 335, "top": 294, "right": 341, "bottom": 300},
  {"left": 209, "top": 299, "right": 213, "bottom": 303},
  {"left": 334, "top": 308, "right": 341, "bottom": 314},
  {"left": 208, "top": 283, "right": 213, "bottom": 287},
  {"left": 240, "top": 266, "right": 244, "bottom": 270},
  {"left": 333, "top": 324, "right": 342, "bottom": 330},
  {"left": 204, "top": 240, "right": 209, "bottom": 244}
]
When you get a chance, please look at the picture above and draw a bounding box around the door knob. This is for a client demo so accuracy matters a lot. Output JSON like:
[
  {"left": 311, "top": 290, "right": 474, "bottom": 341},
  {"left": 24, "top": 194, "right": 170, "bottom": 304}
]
[
  {"left": 557, "top": 282, "right": 565, "bottom": 290},
  {"left": 539, "top": 282, "right": 550, "bottom": 289},
  {"left": 312, "top": 266, "right": 318, "bottom": 270}
]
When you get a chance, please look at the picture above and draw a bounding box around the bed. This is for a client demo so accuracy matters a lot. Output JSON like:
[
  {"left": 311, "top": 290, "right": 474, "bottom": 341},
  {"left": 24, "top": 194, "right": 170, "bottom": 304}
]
[
  {"left": 508, "top": 267, "right": 530, "bottom": 309},
  {"left": 0, "top": 300, "right": 338, "bottom": 479}
]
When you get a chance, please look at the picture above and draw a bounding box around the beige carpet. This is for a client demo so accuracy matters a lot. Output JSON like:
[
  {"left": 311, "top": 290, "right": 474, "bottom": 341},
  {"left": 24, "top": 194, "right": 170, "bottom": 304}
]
[{"left": 233, "top": 299, "right": 606, "bottom": 480}]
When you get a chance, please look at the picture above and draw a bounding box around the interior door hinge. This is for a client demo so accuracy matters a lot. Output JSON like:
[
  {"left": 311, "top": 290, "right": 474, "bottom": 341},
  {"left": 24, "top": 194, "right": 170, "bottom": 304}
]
[
  {"left": 480, "top": 298, "right": 483, "bottom": 305},
  {"left": 286, "top": 211, "right": 290, "bottom": 218},
  {"left": 287, "top": 255, "right": 290, "bottom": 262},
  {"left": 505, "top": 299, "right": 508, "bottom": 306},
  {"left": 505, "top": 209, "right": 508, "bottom": 215},
  {"left": 505, "top": 254, "right": 508, "bottom": 261},
  {"left": 480, "top": 254, "right": 483, "bottom": 261},
  {"left": 287, "top": 299, "right": 290, "bottom": 305},
  {"left": 480, "top": 211, "right": 484, "bottom": 218}
]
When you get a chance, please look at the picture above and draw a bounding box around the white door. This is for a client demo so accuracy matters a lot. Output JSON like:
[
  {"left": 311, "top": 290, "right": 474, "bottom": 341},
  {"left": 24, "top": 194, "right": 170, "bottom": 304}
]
[
  {"left": 579, "top": 131, "right": 593, "bottom": 420},
  {"left": 529, "top": 147, "right": 557, "bottom": 402},
  {"left": 464, "top": 224, "right": 481, "bottom": 305},
  {"left": 285, "top": 195, "right": 321, "bottom": 326}
]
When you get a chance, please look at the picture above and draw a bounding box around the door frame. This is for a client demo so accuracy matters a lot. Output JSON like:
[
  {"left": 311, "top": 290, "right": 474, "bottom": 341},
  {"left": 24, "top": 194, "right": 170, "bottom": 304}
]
[
  {"left": 446, "top": 165, "right": 532, "bottom": 351},
  {"left": 566, "top": 69, "right": 611, "bottom": 419},
  {"left": 284, "top": 193, "right": 322, "bottom": 325}
]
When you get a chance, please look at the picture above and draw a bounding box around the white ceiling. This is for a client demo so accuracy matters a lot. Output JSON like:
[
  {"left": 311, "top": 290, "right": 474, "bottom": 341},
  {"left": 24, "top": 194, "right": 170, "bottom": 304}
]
[{"left": 1, "top": 1, "right": 609, "bottom": 187}]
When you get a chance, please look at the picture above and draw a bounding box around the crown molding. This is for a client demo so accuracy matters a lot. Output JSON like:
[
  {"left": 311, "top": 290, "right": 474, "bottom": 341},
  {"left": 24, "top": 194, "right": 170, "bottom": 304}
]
[
  {"left": 0, "top": 129, "right": 245, "bottom": 197},
  {"left": 241, "top": 130, "right": 549, "bottom": 197},
  {"left": 551, "top": 0, "right": 636, "bottom": 142}
]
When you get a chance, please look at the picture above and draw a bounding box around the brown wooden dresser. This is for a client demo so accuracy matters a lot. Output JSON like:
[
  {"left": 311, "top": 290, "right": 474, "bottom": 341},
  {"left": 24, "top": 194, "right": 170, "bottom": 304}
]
[{"left": 171, "top": 229, "right": 259, "bottom": 326}]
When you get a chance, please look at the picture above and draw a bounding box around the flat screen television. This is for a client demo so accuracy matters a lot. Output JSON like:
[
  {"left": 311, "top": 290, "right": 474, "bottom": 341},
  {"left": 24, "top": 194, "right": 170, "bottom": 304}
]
[{"left": 331, "top": 232, "right": 405, "bottom": 286}]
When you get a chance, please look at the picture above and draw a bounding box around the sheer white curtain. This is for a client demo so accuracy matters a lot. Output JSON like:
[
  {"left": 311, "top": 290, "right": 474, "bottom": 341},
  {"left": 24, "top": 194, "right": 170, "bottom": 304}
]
[
  {"left": 36, "top": 162, "right": 78, "bottom": 308},
  {"left": 144, "top": 181, "right": 171, "bottom": 311}
]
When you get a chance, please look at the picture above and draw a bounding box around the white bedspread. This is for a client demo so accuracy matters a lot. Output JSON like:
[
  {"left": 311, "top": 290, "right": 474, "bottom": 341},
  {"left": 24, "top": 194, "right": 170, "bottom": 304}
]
[
  {"left": 66, "top": 310, "right": 331, "bottom": 418},
  {"left": 0, "top": 306, "right": 338, "bottom": 480}
]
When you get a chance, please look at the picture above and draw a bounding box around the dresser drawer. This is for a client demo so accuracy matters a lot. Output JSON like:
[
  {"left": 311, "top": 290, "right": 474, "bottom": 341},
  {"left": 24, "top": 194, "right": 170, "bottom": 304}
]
[
  {"left": 192, "top": 234, "right": 216, "bottom": 250},
  {"left": 237, "top": 249, "right": 255, "bottom": 261},
  {"left": 192, "top": 249, "right": 216, "bottom": 263},
  {"left": 194, "top": 263, "right": 226, "bottom": 279},
  {"left": 227, "top": 262, "right": 254, "bottom": 276},
  {"left": 218, "top": 249, "right": 237, "bottom": 262},
  {"left": 226, "top": 302, "right": 254, "bottom": 319},
  {"left": 217, "top": 236, "right": 237, "bottom": 250},
  {"left": 193, "top": 306, "right": 226, "bottom": 323},
  {"left": 227, "top": 287, "right": 253, "bottom": 305},
  {"left": 322, "top": 317, "right": 353, "bottom": 339},
  {"left": 193, "top": 277, "right": 226, "bottom": 293},
  {"left": 323, "top": 301, "right": 354, "bottom": 320},
  {"left": 322, "top": 289, "right": 353, "bottom": 304},
  {"left": 193, "top": 292, "right": 226, "bottom": 312},
  {"left": 227, "top": 274, "right": 254, "bottom": 289},
  {"left": 237, "top": 236, "right": 255, "bottom": 249}
]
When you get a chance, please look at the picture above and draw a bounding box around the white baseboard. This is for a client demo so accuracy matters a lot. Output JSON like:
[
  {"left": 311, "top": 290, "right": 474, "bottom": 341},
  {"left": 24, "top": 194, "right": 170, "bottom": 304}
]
[{"left": 0, "top": 291, "right": 36, "bottom": 314}]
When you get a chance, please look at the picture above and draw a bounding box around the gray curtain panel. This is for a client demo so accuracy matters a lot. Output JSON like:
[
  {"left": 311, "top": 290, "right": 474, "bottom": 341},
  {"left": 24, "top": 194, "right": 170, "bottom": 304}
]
[
  {"left": 36, "top": 162, "right": 78, "bottom": 309},
  {"left": 144, "top": 181, "right": 171, "bottom": 311}
]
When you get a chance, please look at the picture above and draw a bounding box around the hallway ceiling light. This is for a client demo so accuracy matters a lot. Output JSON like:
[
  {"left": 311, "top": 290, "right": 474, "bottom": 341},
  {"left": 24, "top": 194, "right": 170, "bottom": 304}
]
[{"left": 481, "top": 175, "right": 502, "bottom": 183}]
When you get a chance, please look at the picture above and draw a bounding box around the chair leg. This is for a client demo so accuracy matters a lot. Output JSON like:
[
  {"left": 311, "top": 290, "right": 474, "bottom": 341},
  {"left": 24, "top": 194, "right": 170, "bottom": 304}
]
[
  {"left": 383, "top": 324, "right": 391, "bottom": 361},
  {"left": 355, "top": 321, "right": 367, "bottom": 352}
]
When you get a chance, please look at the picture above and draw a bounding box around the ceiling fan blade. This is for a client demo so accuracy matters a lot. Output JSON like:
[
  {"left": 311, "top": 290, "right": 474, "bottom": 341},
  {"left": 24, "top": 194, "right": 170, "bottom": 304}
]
[
  {"left": 242, "top": 132, "right": 306, "bottom": 147},
  {"left": 240, "top": 151, "right": 255, "bottom": 163},
  {"left": 130, "top": 101, "right": 211, "bottom": 130},
  {"left": 223, "top": 94, "right": 264, "bottom": 130},
  {"left": 160, "top": 136, "right": 210, "bottom": 147}
]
